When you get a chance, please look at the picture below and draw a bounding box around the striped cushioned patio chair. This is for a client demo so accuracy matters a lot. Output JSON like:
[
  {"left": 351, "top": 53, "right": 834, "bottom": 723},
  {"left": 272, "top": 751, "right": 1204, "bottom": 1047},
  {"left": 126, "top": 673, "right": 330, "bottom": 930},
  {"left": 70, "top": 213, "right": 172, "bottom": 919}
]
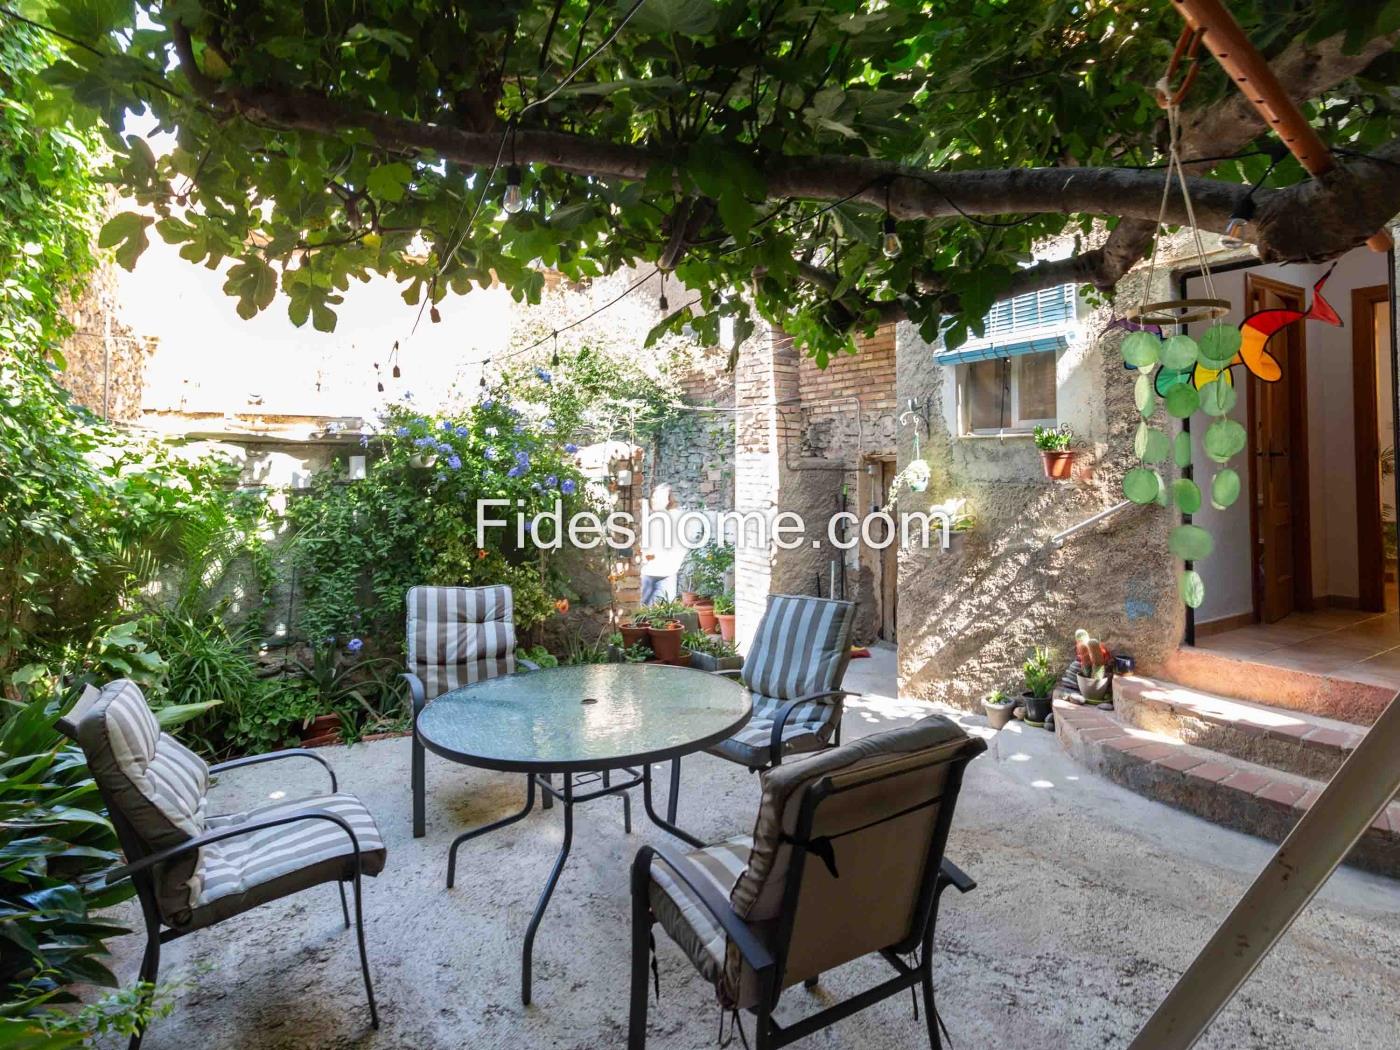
[
  {"left": 663, "top": 593, "right": 857, "bottom": 827},
  {"left": 402, "top": 584, "right": 540, "bottom": 836},
  {"left": 630, "top": 714, "right": 986, "bottom": 1049},
  {"left": 60, "top": 680, "right": 385, "bottom": 1050}
]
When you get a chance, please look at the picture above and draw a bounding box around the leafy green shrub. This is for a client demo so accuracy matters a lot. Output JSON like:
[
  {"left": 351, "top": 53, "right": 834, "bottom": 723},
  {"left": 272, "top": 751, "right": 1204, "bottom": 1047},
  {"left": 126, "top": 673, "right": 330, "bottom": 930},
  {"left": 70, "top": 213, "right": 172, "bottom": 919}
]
[
  {"left": 519, "top": 644, "right": 559, "bottom": 669},
  {"left": 683, "top": 541, "right": 735, "bottom": 596},
  {"left": 711, "top": 592, "right": 735, "bottom": 616},
  {"left": 1022, "top": 646, "right": 1058, "bottom": 699}
]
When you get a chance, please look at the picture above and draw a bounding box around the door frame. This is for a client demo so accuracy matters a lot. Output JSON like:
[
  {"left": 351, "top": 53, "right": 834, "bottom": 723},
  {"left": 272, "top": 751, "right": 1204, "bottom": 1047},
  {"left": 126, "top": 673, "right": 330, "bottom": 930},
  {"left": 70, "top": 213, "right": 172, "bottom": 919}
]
[
  {"left": 1244, "top": 272, "right": 1314, "bottom": 620},
  {"left": 1354, "top": 284, "right": 1392, "bottom": 611}
]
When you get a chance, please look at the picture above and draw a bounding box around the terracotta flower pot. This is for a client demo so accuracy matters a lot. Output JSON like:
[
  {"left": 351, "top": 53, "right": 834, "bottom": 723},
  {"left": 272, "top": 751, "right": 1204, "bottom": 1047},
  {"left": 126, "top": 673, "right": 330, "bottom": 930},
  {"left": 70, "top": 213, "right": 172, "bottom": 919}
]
[
  {"left": 695, "top": 604, "right": 718, "bottom": 632},
  {"left": 717, "top": 613, "right": 736, "bottom": 642},
  {"left": 301, "top": 714, "right": 341, "bottom": 748},
  {"left": 982, "top": 700, "right": 1016, "bottom": 731},
  {"left": 648, "top": 621, "right": 684, "bottom": 663},
  {"left": 619, "top": 623, "right": 650, "bottom": 650},
  {"left": 681, "top": 591, "right": 699, "bottom": 607},
  {"left": 1041, "top": 450, "right": 1074, "bottom": 480}
]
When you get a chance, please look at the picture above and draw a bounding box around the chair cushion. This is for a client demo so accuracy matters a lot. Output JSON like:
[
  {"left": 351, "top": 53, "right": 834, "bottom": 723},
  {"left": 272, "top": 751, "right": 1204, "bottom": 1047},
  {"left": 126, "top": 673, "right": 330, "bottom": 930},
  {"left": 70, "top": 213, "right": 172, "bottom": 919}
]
[
  {"left": 74, "top": 680, "right": 210, "bottom": 918},
  {"left": 706, "top": 693, "right": 840, "bottom": 769},
  {"left": 649, "top": 836, "right": 755, "bottom": 1006},
  {"left": 406, "top": 585, "right": 517, "bottom": 700},
  {"left": 741, "top": 595, "right": 855, "bottom": 701},
  {"left": 730, "top": 714, "right": 975, "bottom": 922},
  {"left": 174, "top": 792, "right": 387, "bottom": 930}
]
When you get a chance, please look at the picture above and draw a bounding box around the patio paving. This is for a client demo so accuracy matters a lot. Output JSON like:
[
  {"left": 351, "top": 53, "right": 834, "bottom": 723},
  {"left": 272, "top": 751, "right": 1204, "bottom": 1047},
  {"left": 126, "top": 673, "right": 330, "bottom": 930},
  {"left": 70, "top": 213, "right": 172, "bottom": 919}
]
[{"left": 101, "top": 646, "right": 1400, "bottom": 1049}]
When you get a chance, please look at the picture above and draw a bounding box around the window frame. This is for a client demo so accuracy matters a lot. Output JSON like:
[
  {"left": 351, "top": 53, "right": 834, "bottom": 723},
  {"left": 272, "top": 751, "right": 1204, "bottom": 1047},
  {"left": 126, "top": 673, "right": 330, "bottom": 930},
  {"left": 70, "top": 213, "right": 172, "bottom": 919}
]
[{"left": 957, "top": 349, "right": 1060, "bottom": 437}]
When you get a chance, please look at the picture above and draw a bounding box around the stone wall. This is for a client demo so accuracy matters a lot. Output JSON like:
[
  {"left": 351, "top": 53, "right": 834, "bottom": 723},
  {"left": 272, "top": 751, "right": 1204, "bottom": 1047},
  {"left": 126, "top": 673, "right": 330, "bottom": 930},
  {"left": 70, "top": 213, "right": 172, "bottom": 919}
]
[
  {"left": 55, "top": 263, "right": 153, "bottom": 422},
  {"left": 894, "top": 268, "right": 1182, "bottom": 711},
  {"left": 651, "top": 352, "right": 735, "bottom": 512}
]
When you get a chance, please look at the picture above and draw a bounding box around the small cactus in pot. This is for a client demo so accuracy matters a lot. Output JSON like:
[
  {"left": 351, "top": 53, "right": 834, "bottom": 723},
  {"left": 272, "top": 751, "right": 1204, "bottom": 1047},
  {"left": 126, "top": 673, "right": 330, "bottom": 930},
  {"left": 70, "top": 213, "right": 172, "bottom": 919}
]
[{"left": 1074, "top": 629, "right": 1113, "bottom": 704}]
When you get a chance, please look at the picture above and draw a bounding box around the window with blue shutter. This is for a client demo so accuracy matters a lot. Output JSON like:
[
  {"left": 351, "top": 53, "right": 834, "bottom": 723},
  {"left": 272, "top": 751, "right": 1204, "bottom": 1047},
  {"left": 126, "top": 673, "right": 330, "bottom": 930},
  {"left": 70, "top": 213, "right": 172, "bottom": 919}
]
[{"left": 934, "top": 284, "right": 1077, "bottom": 366}]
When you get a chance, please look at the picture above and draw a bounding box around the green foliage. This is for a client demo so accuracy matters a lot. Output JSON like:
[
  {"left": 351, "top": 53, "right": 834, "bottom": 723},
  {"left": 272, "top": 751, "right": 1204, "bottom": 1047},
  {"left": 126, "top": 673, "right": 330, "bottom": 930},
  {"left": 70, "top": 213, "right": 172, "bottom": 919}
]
[
  {"left": 1022, "top": 646, "right": 1057, "bottom": 700},
  {"left": 683, "top": 541, "right": 735, "bottom": 596},
  {"left": 287, "top": 400, "right": 594, "bottom": 647},
  {"left": 0, "top": 695, "right": 135, "bottom": 1028},
  {"left": 519, "top": 644, "right": 558, "bottom": 669},
  {"left": 711, "top": 591, "right": 735, "bottom": 616},
  {"left": 32, "top": 1, "right": 1397, "bottom": 361},
  {"left": 683, "top": 631, "right": 739, "bottom": 658},
  {"left": 1032, "top": 424, "right": 1072, "bottom": 452}
]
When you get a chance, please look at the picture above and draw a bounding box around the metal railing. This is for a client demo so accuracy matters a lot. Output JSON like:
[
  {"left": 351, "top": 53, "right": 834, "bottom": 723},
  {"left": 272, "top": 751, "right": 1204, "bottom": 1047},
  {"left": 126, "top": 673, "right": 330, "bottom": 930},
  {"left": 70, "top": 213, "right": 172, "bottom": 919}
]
[{"left": 1046, "top": 499, "right": 1133, "bottom": 548}]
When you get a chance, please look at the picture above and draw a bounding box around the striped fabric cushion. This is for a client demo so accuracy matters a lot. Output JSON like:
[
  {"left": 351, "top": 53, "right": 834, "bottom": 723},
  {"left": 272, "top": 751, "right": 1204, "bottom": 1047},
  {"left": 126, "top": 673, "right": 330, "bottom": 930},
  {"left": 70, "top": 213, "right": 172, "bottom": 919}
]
[
  {"left": 73, "top": 680, "right": 210, "bottom": 918},
  {"left": 707, "top": 693, "right": 840, "bottom": 769},
  {"left": 406, "top": 585, "right": 517, "bottom": 700},
  {"left": 741, "top": 595, "right": 856, "bottom": 702},
  {"left": 649, "top": 835, "right": 753, "bottom": 1003},
  {"left": 179, "top": 793, "right": 387, "bottom": 930}
]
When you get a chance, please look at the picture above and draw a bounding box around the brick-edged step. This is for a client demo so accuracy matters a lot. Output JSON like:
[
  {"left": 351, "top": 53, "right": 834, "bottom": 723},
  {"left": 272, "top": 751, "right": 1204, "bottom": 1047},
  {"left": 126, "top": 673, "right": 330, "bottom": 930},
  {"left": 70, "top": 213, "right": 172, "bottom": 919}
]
[
  {"left": 1113, "top": 675, "right": 1364, "bottom": 780},
  {"left": 1054, "top": 699, "right": 1400, "bottom": 878},
  {"left": 1160, "top": 646, "right": 1394, "bottom": 725}
]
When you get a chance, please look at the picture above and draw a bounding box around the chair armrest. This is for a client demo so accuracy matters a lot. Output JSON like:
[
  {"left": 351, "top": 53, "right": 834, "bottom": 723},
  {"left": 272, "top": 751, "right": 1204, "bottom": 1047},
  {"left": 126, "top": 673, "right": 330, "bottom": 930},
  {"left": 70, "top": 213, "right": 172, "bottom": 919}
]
[
  {"left": 209, "top": 749, "right": 338, "bottom": 793},
  {"left": 633, "top": 844, "right": 775, "bottom": 973},
  {"left": 767, "top": 690, "right": 854, "bottom": 767},
  {"left": 401, "top": 671, "right": 427, "bottom": 720},
  {"left": 517, "top": 656, "right": 541, "bottom": 672},
  {"left": 94, "top": 808, "right": 364, "bottom": 888},
  {"left": 937, "top": 857, "right": 976, "bottom": 894},
  {"left": 712, "top": 668, "right": 745, "bottom": 680}
]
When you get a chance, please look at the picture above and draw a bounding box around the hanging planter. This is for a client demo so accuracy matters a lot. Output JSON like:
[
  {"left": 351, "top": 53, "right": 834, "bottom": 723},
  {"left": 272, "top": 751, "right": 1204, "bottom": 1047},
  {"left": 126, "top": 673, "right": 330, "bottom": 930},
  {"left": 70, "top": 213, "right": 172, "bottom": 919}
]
[{"left": 1034, "top": 424, "right": 1074, "bottom": 480}]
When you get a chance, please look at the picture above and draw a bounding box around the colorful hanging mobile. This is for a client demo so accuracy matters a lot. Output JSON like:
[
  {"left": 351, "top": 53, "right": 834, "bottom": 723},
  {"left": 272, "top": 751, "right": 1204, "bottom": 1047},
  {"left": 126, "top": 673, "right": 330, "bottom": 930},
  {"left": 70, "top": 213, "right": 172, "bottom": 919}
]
[{"left": 1191, "top": 265, "right": 1343, "bottom": 388}]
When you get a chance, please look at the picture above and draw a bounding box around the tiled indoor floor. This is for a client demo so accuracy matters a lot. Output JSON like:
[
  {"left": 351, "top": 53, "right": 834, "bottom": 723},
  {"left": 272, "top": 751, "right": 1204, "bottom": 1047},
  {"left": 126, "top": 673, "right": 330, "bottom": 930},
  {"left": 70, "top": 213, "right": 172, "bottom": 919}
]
[{"left": 1196, "top": 591, "right": 1400, "bottom": 688}]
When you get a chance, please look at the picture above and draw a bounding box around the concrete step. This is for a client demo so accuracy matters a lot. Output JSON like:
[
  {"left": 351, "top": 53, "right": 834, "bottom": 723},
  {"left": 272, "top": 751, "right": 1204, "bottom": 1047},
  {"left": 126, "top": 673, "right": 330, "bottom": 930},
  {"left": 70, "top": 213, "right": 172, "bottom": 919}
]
[
  {"left": 1159, "top": 646, "right": 1394, "bottom": 726},
  {"left": 1113, "top": 675, "right": 1365, "bottom": 780},
  {"left": 1053, "top": 699, "right": 1400, "bottom": 879}
]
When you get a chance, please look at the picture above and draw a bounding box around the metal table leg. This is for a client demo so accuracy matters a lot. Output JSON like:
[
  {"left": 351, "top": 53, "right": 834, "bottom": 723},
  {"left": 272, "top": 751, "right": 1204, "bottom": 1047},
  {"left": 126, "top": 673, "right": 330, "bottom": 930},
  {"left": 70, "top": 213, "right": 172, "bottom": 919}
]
[
  {"left": 667, "top": 757, "right": 682, "bottom": 824},
  {"left": 642, "top": 764, "right": 706, "bottom": 849},
  {"left": 446, "top": 775, "right": 537, "bottom": 889},
  {"left": 522, "top": 773, "right": 573, "bottom": 1005}
]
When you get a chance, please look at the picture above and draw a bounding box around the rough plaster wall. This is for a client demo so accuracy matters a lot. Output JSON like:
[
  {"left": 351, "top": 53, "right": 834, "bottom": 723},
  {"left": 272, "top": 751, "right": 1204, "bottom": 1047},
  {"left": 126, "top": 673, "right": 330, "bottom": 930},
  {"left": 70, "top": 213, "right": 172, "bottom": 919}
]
[{"left": 895, "top": 268, "right": 1182, "bottom": 711}]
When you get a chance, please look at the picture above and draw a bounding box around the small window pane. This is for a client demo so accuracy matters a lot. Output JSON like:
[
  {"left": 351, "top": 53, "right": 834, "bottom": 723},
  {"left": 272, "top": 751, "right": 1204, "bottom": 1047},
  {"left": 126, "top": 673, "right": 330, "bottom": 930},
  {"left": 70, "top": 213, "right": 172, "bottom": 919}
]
[
  {"left": 1016, "top": 351, "right": 1057, "bottom": 423},
  {"left": 965, "top": 359, "right": 1009, "bottom": 431}
]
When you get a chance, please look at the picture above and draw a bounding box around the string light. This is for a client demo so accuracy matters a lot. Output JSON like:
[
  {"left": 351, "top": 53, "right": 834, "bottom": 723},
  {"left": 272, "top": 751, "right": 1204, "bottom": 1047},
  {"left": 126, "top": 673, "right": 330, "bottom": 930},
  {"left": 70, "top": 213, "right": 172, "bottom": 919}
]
[
  {"left": 551, "top": 331, "right": 560, "bottom": 368},
  {"left": 503, "top": 165, "right": 525, "bottom": 214},
  {"left": 658, "top": 272, "right": 668, "bottom": 312},
  {"left": 882, "top": 181, "right": 902, "bottom": 259}
]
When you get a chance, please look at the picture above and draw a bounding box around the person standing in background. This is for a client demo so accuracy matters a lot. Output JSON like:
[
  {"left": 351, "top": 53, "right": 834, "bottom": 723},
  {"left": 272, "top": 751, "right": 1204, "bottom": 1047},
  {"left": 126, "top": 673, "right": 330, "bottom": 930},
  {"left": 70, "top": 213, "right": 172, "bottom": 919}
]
[{"left": 640, "top": 484, "right": 685, "bottom": 604}]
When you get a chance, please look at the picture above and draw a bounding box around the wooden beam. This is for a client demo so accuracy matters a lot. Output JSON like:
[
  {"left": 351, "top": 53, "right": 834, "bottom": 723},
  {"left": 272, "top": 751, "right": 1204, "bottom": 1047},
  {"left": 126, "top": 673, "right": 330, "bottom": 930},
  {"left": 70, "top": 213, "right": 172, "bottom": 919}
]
[{"left": 1170, "top": 0, "right": 1393, "bottom": 251}]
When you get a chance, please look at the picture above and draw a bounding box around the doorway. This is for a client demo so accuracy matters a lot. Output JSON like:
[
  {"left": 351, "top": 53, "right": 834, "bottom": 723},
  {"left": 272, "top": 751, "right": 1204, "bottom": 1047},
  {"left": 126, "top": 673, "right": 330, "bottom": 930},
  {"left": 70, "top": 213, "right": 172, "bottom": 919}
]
[
  {"left": 1353, "top": 285, "right": 1395, "bottom": 613},
  {"left": 863, "top": 457, "right": 899, "bottom": 643},
  {"left": 1245, "top": 273, "right": 1313, "bottom": 623}
]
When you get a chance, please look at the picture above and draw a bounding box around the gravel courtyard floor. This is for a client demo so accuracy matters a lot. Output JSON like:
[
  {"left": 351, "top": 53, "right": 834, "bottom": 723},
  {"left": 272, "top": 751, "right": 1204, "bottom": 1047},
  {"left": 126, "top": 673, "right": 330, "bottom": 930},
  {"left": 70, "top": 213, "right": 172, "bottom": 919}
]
[{"left": 102, "top": 646, "right": 1400, "bottom": 1050}]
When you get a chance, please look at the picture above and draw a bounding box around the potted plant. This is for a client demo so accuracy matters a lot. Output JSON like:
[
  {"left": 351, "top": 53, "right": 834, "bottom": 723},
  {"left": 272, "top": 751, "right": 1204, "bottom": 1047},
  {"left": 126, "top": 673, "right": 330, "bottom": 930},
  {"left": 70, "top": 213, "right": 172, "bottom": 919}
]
[
  {"left": 694, "top": 600, "right": 718, "bottom": 632},
  {"left": 684, "top": 631, "right": 743, "bottom": 672},
  {"left": 982, "top": 688, "right": 1016, "bottom": 730},
  {"left": 647, "top": 618, "right": 685, "bottom": 663},
  {"left": 1033, "top": 424, "right": 1075, "bottom": 480},
  {"left": 931, "top": 497, "right": 975, "bottom": 551},
  {"left": 649, "top": 598, "right": 699, "bottom": 634},
  {"left": 713, "top": 592, "right": 736, "bottom": 641},
  {"left": 1074, "top": 629, "right": 1114, "bottom": 704},
  {"left": 619, "top": 613, "right": 651, "bottom": 651},
  {"left": 1020, "top": 645, "right": 1057, "bottom": 727}
]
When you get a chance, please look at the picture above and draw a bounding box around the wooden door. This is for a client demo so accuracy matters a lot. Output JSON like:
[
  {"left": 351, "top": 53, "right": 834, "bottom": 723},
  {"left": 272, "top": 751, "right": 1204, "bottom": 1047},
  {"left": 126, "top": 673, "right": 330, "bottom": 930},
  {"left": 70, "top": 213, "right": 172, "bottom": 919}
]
[
  {"left": 1353, "top": 285, "right": 1392, "bottom": 612},
  {"left": 1246, "top": 274, "right": 1312, "bottom": 623},
  {"left": 879, "top": 460, "right": 898, "bottom": 641}
]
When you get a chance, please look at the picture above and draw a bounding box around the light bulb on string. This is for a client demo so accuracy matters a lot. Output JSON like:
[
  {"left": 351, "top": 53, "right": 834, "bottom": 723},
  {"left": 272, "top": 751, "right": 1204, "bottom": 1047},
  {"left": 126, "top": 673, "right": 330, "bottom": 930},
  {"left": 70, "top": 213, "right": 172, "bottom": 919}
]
[
  {"left": 882, "top": 215, "right": 902, "bottom": 259},
  {"left": 551, "top": 332, "right": 560, "bottom": 368},
  {"left": 881, "top": 179, "right": 902, "bottom": 259},
  {"left": 503, "top": 166, "right": 525, "bottom": 214},
  {"left": 658, "top": 272, "right": 668, "bottom": 312}
]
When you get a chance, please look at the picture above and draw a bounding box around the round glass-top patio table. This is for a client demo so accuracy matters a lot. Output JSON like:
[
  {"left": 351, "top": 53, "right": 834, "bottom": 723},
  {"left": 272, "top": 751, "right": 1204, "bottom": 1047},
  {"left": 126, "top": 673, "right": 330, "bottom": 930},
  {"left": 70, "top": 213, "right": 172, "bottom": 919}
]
[
  {"left": 412, "top": 663, "right": 751, "bottom": 1005},
  {"left": 416, "top": 663, "right": 752, "bottom": 773}
]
